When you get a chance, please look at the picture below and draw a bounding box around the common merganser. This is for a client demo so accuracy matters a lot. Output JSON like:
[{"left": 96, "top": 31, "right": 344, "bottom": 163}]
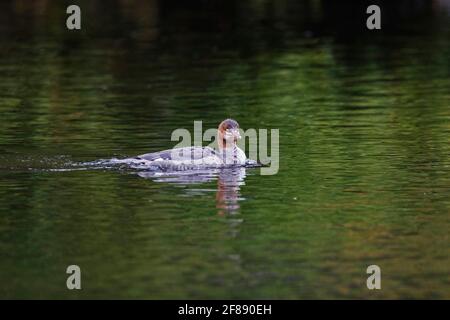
[{"left": 135, "top": 119, "right": 247, "bottom": 170}]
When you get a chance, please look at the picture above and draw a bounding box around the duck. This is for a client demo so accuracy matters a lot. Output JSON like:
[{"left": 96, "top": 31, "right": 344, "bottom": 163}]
[{"left": 134, "top": 119, "right": 247, "bottom": 169}]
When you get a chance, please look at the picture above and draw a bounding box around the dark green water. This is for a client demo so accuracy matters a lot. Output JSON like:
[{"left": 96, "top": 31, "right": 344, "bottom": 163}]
[{"left": 0, "top": 1, "right": 449, "bottom": 299}]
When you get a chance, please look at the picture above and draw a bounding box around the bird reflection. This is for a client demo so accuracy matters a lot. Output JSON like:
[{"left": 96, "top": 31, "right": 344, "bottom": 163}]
[
  {"left": 215, "top": 168, "right": 246, "bottom": 215},
  {"left": 136, "top": 167, "right": 246, "bottom": 215}
]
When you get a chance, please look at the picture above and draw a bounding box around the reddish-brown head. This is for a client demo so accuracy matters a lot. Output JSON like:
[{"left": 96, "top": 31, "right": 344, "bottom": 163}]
[{"left": 217, "top": 119, "right": 241, "bottom": 150}]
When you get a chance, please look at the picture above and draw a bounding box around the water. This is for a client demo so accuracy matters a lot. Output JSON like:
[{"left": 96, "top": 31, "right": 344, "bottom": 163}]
[{"left": 0, "top": 0, "right": 449, "bottom": 299}]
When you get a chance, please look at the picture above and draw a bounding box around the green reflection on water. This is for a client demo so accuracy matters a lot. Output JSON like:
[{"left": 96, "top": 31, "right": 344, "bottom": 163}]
[{"left": 0, "top": 0, "right": 449, "bottom": 299}]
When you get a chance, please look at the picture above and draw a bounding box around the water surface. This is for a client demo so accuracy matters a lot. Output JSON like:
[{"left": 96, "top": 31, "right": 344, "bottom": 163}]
[{"left": 0, "top": 0, "right": 449, "bottom": 299}]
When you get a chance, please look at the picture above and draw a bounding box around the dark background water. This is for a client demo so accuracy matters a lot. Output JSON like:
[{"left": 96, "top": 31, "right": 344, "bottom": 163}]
[{"left": 0, "top": 0, "right": 449, "bottom": 299}]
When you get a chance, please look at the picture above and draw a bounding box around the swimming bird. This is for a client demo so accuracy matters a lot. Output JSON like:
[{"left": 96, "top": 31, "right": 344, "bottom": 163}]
[{"left": 135, "top": 119, "right": 247, "bottom": 169}]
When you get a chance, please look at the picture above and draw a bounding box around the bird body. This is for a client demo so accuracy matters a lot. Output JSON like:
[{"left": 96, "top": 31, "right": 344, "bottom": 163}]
[{"left": 134, "top": 119, "right": 247, "bottom": 170}]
